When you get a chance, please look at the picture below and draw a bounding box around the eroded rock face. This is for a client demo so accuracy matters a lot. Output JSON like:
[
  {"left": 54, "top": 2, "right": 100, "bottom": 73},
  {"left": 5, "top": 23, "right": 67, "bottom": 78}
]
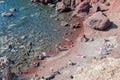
[
  {"left": 56, "top": 2, "right": 67, "bottom": 12},
  {"left": 83, "top": 11, "right": 111, "bottom": 30},
  {"left": 0, "top": 56, "right": 17, "bottom": 80},
  {"left": 0, "top": 56, "right": 11, "bottom": 80}
]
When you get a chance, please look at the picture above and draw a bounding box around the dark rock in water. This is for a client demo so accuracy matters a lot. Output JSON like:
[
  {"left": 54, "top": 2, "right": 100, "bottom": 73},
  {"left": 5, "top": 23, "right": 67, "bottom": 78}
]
[
  {"left": 1, "top": 12, "right": 13, "bottom": 17},
  {"left": 83, "top": 11, "right": 111, "bottom": 30}
]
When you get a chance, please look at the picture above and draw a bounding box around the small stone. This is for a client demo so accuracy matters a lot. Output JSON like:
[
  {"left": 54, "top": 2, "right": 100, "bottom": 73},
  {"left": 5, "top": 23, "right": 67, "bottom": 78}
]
[
  {"left": 20, "top": 35, "right": 25, "bottom": 39},
  {"left": 45, "top": 74, "right": 55, "bottom": 80},
  {"left": 60, "top": 21, "right": 69, "bottom": 26},
  {"left": 48, "top": 3, "right": 55, "bottom": 8},
  {"left": 33, "top": 62, "right": 40, "bottom": 67},
  {"left": 19, "top": 45, "right": 25, "bottom": 49}
]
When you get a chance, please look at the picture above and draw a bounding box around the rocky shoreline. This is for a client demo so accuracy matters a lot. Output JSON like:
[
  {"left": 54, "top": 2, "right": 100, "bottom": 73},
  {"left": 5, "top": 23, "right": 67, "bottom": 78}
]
[{"left": 1, "top": 0, "right": 120, "bottom": 80}]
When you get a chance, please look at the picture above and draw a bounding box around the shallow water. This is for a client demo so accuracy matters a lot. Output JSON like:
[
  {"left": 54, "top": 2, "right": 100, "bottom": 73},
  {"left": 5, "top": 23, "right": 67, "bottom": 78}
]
[{"left": 0, "top": 0, "right": 70, "bottom": 59}]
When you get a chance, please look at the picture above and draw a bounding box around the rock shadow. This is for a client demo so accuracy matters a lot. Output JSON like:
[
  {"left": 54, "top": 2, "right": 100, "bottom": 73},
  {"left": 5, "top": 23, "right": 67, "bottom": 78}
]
[{"left": 104, "top": 22, "right": 118, "bottom": 31}]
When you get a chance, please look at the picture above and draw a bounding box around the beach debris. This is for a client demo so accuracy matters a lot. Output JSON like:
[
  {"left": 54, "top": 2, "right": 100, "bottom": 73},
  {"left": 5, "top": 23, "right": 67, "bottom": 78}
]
[
  {"left": 100, "top": 38, "right": 117, "bottom": 55},
  {"left": 1, "top": 12, "right": 13, "bottom": 17}
]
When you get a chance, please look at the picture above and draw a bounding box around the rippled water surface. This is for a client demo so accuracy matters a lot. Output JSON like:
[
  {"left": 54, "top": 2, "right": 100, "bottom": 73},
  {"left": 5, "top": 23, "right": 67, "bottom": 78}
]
[{"left": 0, "top": 0, "right": 70, "bottom": 59}]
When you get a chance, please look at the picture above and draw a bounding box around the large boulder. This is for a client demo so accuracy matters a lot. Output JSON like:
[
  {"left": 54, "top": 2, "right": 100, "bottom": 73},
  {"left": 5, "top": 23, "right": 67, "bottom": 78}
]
[
  {"left": 56, "top": 2, "right": 67, "bottom": 12},
  {"left": 83, "top": 11, "right": 111, "bottom": 30},
  {"left": 72, "top": 1, "right": 91, "bottom": 18}
]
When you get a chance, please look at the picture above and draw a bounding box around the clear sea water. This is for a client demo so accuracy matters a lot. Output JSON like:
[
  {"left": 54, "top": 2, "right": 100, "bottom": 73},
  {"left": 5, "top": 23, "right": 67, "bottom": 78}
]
[{"left": 0, "top": 0, "right": 70, "bottom": 59}]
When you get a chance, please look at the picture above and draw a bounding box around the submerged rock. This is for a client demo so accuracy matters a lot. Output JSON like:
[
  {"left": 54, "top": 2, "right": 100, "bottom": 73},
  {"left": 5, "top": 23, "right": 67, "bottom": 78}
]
[
  {"left": 1, "top": 12, "right": 13, "bottom": 17},
  {"left": 9, "top": 8, "right": 16, "bottom": 12}
]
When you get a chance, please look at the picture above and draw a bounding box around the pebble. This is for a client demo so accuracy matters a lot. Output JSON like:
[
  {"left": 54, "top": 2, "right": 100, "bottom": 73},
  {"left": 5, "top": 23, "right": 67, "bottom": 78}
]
[
  {"left": 19, "top": 45, "right": 25, "bottom": 49},
  {"left": 20, "top": 35, "right": 26, "bottom": 39}
]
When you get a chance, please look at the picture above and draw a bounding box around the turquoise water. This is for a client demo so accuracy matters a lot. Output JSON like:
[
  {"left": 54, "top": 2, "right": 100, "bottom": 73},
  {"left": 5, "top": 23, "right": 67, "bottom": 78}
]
[{"left": 0, "top": 0, "right": 70, "bottom": 59}]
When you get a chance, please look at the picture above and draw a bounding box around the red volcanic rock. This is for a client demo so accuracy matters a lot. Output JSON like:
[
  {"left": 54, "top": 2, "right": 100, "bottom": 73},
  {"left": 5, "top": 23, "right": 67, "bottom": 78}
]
[
  {"left": 89, "top": 4, "right": 99, "bottom": 14},
  {"left": 72, "top": 1, "right": 91, "bottom": 18},
  {"left": 83, "top": 11, "right": 111, "bottom": 30},
  {"left": 56, "top": 2, "right": 67, "bottom": 12}
]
